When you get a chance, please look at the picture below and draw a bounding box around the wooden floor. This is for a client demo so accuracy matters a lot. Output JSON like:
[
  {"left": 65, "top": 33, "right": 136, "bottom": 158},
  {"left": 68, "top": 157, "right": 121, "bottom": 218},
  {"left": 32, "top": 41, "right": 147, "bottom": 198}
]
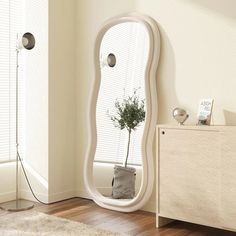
[{"left": 35, "top": 198, "right": 236, "bottom": 236}]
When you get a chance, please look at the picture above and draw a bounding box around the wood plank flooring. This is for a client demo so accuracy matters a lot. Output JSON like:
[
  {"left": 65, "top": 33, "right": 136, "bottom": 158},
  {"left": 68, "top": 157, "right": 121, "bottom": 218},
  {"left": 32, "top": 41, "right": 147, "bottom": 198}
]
[{"left": 35, "top": 198, "right": 236, "bottom": 236}]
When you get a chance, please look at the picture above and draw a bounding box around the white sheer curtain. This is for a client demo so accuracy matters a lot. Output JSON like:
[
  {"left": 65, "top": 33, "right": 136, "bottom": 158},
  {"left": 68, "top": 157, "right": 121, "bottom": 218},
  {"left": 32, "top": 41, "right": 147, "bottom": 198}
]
[
  {"left": 95, "top": 22, "right": 149, "bottom": 166},
  {"left": 0, "top": 0, "right": 24, "bottom": 162}
]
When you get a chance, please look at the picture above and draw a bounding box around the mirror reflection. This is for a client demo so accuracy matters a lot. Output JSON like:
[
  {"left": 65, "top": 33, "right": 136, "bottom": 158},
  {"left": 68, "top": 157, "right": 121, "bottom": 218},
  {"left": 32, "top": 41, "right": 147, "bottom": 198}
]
[{"left": 93, "top": 22, "right": 150, "bottom": 200}]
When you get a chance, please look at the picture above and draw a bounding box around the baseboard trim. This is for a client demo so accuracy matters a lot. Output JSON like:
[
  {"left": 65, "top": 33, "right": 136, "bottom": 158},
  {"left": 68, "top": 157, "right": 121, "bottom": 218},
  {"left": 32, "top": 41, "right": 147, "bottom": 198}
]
[
  {"left": 20, "top": 189, "right": 76, "bottom": 204},
  {"left": 20, "top": 190, "right": 49, "bottom": 203},
  {"left": 48, "top": 190, "right": 76, "bottom": 203},
  {"left": 0, "top": 191, "right": 16, "bottom": 204},
  {"left": 21, "top": 161, "right": 48, "bottom": 189}
]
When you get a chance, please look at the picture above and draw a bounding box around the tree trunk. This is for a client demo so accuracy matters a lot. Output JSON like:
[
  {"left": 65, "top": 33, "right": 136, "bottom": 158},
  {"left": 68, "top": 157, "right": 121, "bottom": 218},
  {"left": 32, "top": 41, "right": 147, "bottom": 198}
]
[{"left": 124, "top": 129, "right": 131, "bottom": 168}]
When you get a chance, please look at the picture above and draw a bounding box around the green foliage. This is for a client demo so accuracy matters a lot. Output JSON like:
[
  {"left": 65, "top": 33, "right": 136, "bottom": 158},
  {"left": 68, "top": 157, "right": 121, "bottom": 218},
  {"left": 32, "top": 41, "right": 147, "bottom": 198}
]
[
  {"left": 108, "top": 89, "right": 146, "bottom": 167},
  {"left": 109, "top": 90, "right": 145, "bottom": 132}
]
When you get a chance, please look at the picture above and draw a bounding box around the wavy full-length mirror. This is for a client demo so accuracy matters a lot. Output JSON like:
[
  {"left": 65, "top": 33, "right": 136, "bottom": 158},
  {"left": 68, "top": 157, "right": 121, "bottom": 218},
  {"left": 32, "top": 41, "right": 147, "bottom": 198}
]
[{"left": 84, "top": 13, "right": 160, "bottom": 212}]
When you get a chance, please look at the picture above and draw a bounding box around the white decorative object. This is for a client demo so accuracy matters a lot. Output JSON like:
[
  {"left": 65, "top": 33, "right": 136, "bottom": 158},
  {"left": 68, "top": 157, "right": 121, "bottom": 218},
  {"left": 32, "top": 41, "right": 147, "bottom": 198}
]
[
  {"left": 84, "top": 13, "right": 160, "bottom": 212},
  {"left": 197, "top": 98, "right": 214, "bottom": 125},
  {"left": 172, "top": 108, "right": 189, "bottom": 125}
]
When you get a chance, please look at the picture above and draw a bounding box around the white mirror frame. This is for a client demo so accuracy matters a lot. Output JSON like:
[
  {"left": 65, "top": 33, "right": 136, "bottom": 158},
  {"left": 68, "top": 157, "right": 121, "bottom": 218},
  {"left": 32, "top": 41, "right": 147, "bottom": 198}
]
[{"left": 84, "top": 13, "right": 160, "bottom": 212}]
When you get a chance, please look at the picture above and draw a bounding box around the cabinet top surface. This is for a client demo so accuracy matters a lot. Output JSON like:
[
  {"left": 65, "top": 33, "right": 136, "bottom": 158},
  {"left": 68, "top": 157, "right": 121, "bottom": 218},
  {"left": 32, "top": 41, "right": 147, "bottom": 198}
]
[{"left": 157, "top": 124, "right": 236, "bottom": 131}]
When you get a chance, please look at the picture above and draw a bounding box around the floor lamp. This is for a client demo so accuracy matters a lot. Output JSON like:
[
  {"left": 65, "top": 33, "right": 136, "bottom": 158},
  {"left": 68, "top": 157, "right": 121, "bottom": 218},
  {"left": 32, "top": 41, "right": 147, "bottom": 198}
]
[{"left": 0, "top": 33, "right": 36, "bottom": 211}]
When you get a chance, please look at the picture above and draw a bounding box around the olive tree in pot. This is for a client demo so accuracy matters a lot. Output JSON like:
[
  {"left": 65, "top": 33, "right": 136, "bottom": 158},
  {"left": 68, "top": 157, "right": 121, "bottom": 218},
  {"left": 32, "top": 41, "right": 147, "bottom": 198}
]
[{"left": 108, "top": 90, "right": 145, "bottom": 199}]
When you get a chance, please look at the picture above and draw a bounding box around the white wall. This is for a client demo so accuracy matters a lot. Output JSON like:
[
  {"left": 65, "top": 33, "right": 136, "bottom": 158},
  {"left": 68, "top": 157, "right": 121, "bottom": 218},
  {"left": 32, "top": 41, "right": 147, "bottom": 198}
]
[
  {"left": 21, "top": 0, "right": 77, "bottom": 203},
  {"left": 0, "top": 163, "right": 16, "bottom": 203},
  {"left": 20, "top": 0, "right": 49, "bottom": 201},
  {"left": 75, "top": 0, "right": 236, "bottom": 212},
  {"left": 48, "top": 0, "right": 76, "bottom": 202},
  {"left": 24, "top": 0, "right": 48, "bottom": 180},
  {"left": 136, "top": 0, "right": 236, "bottom": 125}
]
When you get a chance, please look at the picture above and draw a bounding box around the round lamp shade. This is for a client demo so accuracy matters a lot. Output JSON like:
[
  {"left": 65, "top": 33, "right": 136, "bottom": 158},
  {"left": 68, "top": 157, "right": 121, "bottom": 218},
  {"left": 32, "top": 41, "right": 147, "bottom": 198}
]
[
  {"left": 107, "top": 53, "right": 116, "bottom": 67},
  {"left": 18, "top": 32, "right": 35, "bottom": 50}
]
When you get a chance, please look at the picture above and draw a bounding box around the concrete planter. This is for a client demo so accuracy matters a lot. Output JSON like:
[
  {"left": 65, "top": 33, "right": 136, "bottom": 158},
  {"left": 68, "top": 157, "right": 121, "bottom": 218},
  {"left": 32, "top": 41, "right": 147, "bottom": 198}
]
[{"left": 112, "top": 165, "right": 136, "bottom": 199}]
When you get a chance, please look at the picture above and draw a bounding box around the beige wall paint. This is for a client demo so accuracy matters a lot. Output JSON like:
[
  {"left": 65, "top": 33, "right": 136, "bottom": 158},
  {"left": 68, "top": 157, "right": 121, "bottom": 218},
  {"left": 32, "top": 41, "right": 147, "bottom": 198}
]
[
  {"left": 137, "top": 0, "right": 236, "bottom": 125},
  {"left": 75, "top": 0, "right": 236, "bottom": 212},
  {"left": 48, "top": 0, "right": 76, "bottom": 201}
]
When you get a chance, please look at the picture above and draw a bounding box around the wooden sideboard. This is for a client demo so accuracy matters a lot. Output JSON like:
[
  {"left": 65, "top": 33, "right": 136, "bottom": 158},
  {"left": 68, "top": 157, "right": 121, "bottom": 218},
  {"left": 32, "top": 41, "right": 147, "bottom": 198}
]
[{"left": 156, "top": 125, "right": 236, "bottom": 232}]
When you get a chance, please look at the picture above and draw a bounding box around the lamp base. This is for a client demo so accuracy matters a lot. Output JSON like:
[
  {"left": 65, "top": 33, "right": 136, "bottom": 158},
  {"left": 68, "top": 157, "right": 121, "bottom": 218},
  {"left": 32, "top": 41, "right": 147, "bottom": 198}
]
[{"left": 0, "top": 199, "right": 34, "bottom": 212}]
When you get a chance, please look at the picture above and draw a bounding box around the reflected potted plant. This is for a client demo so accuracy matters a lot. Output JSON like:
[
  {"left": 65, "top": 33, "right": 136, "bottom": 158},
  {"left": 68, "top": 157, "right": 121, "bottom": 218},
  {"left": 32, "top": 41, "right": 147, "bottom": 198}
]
[{"left": 108, "top": 89, "right": 145, "bottom": 199}]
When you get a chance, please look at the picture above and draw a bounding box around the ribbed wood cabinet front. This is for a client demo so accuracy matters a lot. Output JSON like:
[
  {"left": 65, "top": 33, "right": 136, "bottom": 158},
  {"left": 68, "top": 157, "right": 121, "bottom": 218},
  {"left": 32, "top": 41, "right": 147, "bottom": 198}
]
[{"left": 156, "top": 126, "right": 236, "bottom": 232}]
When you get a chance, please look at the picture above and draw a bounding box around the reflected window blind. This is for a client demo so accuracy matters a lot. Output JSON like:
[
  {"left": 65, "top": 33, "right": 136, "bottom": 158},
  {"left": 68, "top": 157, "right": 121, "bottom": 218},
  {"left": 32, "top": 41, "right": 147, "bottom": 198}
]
[
  {"left": 95, "top": 23, "right": 149, "bottom": 166},
  {"left": 0, "top": 1, "right": 24, "bottom": 162}
]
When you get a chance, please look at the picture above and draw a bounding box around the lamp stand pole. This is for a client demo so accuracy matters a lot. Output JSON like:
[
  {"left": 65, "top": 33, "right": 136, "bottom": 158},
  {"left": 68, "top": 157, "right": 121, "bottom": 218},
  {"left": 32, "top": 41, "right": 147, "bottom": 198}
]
[{"left": 0, "top": 48, "right": 34, "bottom": 211}]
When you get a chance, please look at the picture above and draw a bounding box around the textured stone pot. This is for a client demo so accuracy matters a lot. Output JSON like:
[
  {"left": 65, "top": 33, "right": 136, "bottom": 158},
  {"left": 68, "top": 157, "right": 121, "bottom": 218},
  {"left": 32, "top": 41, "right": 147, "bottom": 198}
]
[{"left": 112, "top": 165, "right": 136, "bottom": 199}]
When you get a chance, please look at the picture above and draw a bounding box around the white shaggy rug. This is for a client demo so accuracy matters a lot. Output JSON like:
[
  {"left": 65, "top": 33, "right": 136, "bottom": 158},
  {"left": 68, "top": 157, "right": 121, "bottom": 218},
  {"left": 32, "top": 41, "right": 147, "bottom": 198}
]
[{"left": 0, "top": 210, "right": 127, "bottom": 236}]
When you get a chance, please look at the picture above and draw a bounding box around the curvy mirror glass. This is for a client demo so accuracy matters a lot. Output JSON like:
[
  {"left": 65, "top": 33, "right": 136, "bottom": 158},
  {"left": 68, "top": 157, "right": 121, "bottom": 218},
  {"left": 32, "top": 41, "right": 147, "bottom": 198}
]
[
  {"left": 94, "top": 22, "right": 149, "bottom": 198},
  {"left": 84, "top": 13, "right": 160, "bottom": 212}
]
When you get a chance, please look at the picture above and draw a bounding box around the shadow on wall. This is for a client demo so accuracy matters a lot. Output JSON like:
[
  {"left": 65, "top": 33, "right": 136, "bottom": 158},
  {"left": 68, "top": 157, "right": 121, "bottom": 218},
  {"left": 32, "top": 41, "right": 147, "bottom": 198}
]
[
  {"left": 223, "top": 110, "right": 236, "bottom": 125},
  {"left": 188, "top": 0, "right": 236, "bottom": 20},
  {"left": 156, "top": 24, "right": 179, "bottom": 124}
]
